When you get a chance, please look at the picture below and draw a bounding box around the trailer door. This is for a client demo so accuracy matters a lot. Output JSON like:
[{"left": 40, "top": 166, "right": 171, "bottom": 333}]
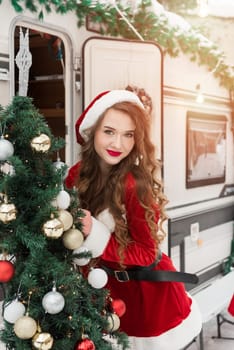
[{"left": 82, "top": 37, "right": 163, "bottom": 160}]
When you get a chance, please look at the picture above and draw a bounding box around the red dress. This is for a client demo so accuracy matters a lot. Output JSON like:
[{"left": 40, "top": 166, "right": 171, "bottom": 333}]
[
  {"left": 66, "top": 162, "right": 202, "bottom": 349},
  {"left": 228, "top": 295, "right": 234, "bottom": 316}
]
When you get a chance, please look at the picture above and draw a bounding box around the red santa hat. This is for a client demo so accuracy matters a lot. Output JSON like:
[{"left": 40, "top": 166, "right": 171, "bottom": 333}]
[{"left": 76, "top": 90, "right": 144, "bottom": 144}]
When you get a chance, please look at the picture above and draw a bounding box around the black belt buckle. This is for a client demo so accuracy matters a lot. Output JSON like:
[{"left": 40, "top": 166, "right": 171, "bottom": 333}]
[{"left": 114, "top": 270, "right": 129, "bottom": 282}]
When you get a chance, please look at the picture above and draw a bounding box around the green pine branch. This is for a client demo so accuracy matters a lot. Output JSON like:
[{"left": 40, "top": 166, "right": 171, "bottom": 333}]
[{"left": 2, "top": 0, "right": 233, "bottom": 90}]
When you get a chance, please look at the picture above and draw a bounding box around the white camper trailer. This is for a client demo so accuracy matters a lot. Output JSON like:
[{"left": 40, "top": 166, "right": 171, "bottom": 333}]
[
  {"left": 0, "top": 2, "right": 163, "bottom": 168},
  {"left": 0, "top": 2, "right": 233, "bottom": 347}
]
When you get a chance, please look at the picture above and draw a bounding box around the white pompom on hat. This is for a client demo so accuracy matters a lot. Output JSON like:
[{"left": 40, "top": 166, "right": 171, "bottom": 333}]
[{"left": 75, "top": 90, "right": 144, "bottom": 144}]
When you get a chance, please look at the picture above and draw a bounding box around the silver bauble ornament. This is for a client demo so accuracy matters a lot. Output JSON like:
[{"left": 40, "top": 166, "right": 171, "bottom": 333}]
[
  {"left": 31, "top": 133, "right": 51, "bottom": 152},
  {"left": 0, "top": 137, "right": 14, "bottom": 161},
  {"left": 42, "top": 287, "right": 65, "bottom": 314},
  {"left": 14, "top": 315, "right": 37, "bottom": 339},
  {"left": 53, "top": 159, "right": 68, "bottom": 179},
  {"left": 62, "top": 227, "right": 84, "bottom": 250},
  {"left": 53, "top": 160, "right": 65, "bottom": 170},
  {"left": 3, "top": 299, "right": 26, "bottom": 323}
]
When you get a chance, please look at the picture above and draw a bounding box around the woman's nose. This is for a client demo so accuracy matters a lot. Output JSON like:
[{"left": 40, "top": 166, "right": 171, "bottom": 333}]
[{"left": 112, "top": 134, "right": 122, "bottom": 148}]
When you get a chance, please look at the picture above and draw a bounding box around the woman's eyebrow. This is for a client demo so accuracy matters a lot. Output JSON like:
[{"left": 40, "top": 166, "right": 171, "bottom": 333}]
[
  {"left": 103, "top": 126, "right": 135, "bottom": 132},
  {"left": 103, "top": 125, "right": 115, "bottom": 129}
]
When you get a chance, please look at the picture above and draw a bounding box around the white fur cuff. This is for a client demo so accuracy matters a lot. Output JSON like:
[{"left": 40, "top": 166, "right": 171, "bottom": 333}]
[
  {"left": 96, "top": 209, "right": 115, "bottom": 232},
  {"left": 82, "top": 217, "right": 111, "bottom": 257}
]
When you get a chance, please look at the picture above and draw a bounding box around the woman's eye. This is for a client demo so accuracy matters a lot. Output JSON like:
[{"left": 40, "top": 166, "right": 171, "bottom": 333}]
[
  {"left": 125, "top": 132, "right": 134, "bottom": 138},
  {"left": 104, "top": 129, "right": 114, "bottom": 135}
]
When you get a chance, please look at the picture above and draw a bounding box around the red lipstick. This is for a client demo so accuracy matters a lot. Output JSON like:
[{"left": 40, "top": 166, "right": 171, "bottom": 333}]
[{"left": 107, "top": 150, "right": 122, "bottom": 157}]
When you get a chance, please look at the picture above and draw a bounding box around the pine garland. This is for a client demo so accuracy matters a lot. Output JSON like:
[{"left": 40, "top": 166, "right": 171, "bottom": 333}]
[{"left": 0, "top": 0, "right": 233, "bottom": 91}]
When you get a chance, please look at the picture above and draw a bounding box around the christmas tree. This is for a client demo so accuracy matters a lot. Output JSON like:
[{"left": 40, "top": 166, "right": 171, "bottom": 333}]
[{"left": 0, "top": 96, "right": 128, "bottom": 350}]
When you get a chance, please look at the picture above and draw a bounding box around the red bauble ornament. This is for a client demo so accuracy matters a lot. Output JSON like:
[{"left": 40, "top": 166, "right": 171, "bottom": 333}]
[
  {"left": 74, "top": 338, "right": 96, "bottom": 350},
  {"left": 0, "top": 260, "right": 15, "bottom": 282},
  {"left": 111, "top": 298, "right": 126, "bottom": 317}
]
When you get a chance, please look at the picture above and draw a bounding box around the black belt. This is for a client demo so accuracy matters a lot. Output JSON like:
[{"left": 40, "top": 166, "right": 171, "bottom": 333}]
[{"left": 102, "top": 250, "right": 198, "bottom": 284}]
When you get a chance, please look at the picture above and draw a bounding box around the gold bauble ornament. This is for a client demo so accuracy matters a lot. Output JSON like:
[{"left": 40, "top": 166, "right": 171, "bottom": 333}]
[
  {"left": 0, "top": 161, "right": 15, "bottom": 176},
  {"left": 0, "top": 192, "right": 5, "bottom": 203},
  {"left": 32, "top": 330, "right": 54, "bottom": 350},
  {"left": 106, "top": 313, "right": 120, "bottom": 332},
  {"left": 43, "top": 217, "right": 64, "bottom": 238},
  {"left": 14, "top": 315, "right": 37, "bottom": 339},
  {"left": 62, "top": 227, "right": 84, "bottom": 250},
  {"left": 58, "top": 209, "right": 73, "bottom": 231},
  {"left": 0, "top": 202, "right": 17, "bottom": 223},
  {"left": 31, "top": 134, "right": 51, "bottom": 153}
]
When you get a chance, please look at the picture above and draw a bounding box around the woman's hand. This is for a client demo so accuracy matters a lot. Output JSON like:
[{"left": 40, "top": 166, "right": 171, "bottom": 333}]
[
  {"left": 77, "top": 209, "right": 113, "bottom": 258},
  {"left": 80, "top": 209, "right": 92, "bottom": 236},
  {"left": 81, "top": 217, "right": 111, "bottom": 258}
]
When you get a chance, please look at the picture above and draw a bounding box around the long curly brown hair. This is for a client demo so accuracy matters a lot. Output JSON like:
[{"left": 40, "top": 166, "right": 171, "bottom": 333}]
[{"left": 76, "top": 101, "right": 168, "bottom": 264}]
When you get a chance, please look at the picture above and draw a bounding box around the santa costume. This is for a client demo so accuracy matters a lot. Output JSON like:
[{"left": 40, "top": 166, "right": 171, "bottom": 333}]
[
  {"left": 228, "top": 294, "right": 234, "bottom": 316},
  {"left": 66, "top": 90, "right": 202, "bottom": 350}
]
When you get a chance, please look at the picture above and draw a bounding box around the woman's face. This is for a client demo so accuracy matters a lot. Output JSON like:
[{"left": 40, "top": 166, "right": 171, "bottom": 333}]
[{"left": 94, "top": 108, "right": 136, "bottom": 168}]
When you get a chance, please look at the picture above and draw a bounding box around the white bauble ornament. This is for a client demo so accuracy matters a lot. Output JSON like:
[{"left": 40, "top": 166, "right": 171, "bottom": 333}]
[
  {"left": 58, "top": 209, "right": 73, "bottom": 231},
  {"left": 88, "top": 268, "right": 108, "bottom": 289},
  {"left": 3, "top": 299, "right": 26, "bottom": 323},
  {"left": 62, "top": 227, "right": 84, "bottom": 250},
  {"left": 31, "top": 133, "right": 51, "bottom": 153},
  {"left": 106, "top": 313, "right": 121, "bottom": 332},
  {"left": 42, "top": 287, "right": 65, "bottom": 314},
  {"left": 14, "top": 315, "right": 37, "bottom": 339},
  {"left": 73, "top": 246, "right": 91, "bottom": 266},
  {"left": 56, "top": 190, "right": 71, "bottom": 210},
  {"left": 0, "top": 137, "right": 14, "bottom": 161}
]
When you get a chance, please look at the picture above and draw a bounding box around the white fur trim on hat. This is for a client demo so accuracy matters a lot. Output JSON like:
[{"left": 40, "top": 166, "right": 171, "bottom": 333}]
[
  {"left": 82, "top": 216, "right": 111, "bottom": 258},
  {"left": 80, "top": 90, "right": 144, "bottom": 139}
]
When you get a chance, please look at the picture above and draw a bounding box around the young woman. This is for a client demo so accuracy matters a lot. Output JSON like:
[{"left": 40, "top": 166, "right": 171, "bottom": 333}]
[{"left": 65, "top": 89, "right": 202, "bottom": 350}]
